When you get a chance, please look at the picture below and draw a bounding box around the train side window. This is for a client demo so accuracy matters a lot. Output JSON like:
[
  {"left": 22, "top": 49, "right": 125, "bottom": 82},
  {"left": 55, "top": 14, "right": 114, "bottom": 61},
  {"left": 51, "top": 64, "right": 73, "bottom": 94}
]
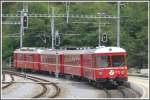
[
  {"left": 18, "top": 54, "right": 24, "bottom": 61},
  {"left": 26, "top": 54, "right": 33, "bottom": 61},
  {"left": 96, "top": 56, "right": 110, "bottom": 67},
  {"left": 66, "top": 55, "right": 83, "bottom": 66},
  {"left": 112, "top": 55, "right": 125, "bottom": 67},
  {"left": 83, "top": 54, "right": 93, "bottom": 67}
]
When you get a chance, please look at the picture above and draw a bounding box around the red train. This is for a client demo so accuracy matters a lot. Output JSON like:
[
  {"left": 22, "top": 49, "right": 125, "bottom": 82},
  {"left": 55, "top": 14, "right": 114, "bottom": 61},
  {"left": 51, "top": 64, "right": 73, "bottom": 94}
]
[{"left": 13, "top": 46, "right": 128, "bottom": 86}]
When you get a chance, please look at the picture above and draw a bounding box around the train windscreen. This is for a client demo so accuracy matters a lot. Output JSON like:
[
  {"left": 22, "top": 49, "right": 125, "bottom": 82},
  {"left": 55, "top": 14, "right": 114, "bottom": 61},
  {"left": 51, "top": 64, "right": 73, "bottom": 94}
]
[
  {"left": 112, "top": 56, "right": 125, "bottom": 67},
  {"left": 96, "top": 56, "right": 110, "bottom": 67}
]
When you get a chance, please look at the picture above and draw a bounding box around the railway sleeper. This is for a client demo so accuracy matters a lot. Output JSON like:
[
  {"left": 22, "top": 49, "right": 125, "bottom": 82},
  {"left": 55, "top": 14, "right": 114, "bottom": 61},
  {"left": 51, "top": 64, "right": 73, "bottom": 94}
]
[{"left": 118, "top": 86, "right": 140, "bottom": 98}]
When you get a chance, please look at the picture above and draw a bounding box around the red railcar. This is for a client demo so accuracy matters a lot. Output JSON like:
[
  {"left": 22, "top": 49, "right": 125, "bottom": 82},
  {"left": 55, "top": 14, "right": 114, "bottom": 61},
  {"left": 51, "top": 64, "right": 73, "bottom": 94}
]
[
  {"left": 13, "top": 47, "right": 41, "bottom": 71},
  {"left": 13, "top": 46, "right": 128, "bottom": 85},
  {"left": 40, "top": 50, "right": 62, "bottom": 73}
]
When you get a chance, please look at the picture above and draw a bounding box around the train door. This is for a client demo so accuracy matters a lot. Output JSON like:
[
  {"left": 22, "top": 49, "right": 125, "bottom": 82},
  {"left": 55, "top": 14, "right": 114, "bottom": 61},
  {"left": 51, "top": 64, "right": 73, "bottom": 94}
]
[
  {"left": 40, "top": 54, "right": 47, "bottom": 71},
  {"left": 83, "top": 54, "right": 94, "bottom": 80},
  {"left": 16, "top": 53, "right": 20, "bottom": 68},
  {"left": 33, "top": 54, "right": 40, "bottom": 71},
  {"left": 24, "top": 53, "right": 27, "bottom": 69},
  {"left": 19, "top": 53, "right": 24, "bottom": 68},
  {"left": 60, "top": 54, "right": 64, "bottom": 74},
  {"left": 47, "top": 54, "right": 57, "bottom": 72},
  {"left": 80, "top": 54, "right": 84, "bottom": 77},
  {"left": 13, "top": 53, "right": 17, "bottom": 68}
]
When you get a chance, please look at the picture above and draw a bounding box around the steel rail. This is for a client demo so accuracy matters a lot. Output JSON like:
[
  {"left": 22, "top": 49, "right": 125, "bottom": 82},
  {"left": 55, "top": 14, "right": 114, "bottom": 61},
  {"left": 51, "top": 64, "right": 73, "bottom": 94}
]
[
  {"left": 2, "top": 74, "right": 15, "bottom": 89},
  {"left": 2, "top": 70, "right": 60, "bottom": 98}
]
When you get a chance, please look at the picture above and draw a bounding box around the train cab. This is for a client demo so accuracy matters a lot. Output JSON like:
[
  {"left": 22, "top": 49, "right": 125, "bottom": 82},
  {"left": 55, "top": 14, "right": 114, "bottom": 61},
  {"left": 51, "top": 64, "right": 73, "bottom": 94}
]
[{"left": 94, "top": 46, "right": 128, "bottom": 85}]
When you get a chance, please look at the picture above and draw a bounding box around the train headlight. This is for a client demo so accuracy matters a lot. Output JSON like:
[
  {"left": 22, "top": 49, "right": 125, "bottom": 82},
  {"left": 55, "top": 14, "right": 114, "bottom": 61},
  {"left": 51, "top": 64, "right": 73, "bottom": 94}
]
[
  {"left": 109, "top": 69, "right": 114, "bottom": 76},
  {"left": 121, "top": 70, "right": 124, "bottom": 74},
  {"left": 99, "top": 71, "right": 103, "bottom": 76}
]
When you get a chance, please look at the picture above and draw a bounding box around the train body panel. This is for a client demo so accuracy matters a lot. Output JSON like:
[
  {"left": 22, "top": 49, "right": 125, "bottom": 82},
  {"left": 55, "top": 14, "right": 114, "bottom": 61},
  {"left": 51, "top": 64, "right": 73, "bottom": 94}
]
[
  {"left": 64, "top": 65, "right": 81, "bottom": 76},
  {"left": 60, "top": 54, "right": 64, "bottom": 74},
  {"left": 40, "top": 54, "right": 61, "bottom": 73},
  {"left": 33, "top": 54, "right": 40, "bottom": 71},
  {"left": 95, "top": 67, "right": 128, "bottom": 79},
  {"left": 82, "top": 54, "right": 95, "bottom": 80},
  {"left": 63, "top": 54, "right": 81, "bottom": 76},
  {"left": 13, "top": 53, "right": 17, "bottom": 68}
]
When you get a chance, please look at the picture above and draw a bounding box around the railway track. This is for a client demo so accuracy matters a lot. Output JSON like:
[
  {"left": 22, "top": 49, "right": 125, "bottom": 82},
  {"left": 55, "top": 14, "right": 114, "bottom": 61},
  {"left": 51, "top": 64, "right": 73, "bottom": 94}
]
[
  {"left": 2, "top": 68, "right": 140, "bottom": 98},
  {"left": 117, "top": 86, "right": 140, "bottom": 98},
  {"left": 2, "top": 72, "right": 5, "bottom": 81},
  {"left": 102, "top": 86, "right": 140, "bottom": 98},
  {"left": 2, "top": 73, "right": 15, "bottom": 89},
  {"left": 2, "top": 70, "right": 60, "bottom": 98},
  {"left": 91, "top": 81, "right": 140, "bottom": 98}
]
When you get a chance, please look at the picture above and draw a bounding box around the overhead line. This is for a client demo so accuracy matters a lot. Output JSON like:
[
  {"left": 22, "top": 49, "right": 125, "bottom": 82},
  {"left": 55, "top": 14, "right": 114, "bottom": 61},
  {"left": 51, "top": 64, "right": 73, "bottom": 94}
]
[{"left": 2, "top": 14, "right": 118, "bottom": 19}]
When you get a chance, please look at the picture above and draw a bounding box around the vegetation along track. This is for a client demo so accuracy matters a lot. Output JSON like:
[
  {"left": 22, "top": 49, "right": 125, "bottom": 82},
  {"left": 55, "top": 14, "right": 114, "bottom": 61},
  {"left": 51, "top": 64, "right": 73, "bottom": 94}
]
[{"left": 2, "top": 70, "right": 60, "bottom": 98}]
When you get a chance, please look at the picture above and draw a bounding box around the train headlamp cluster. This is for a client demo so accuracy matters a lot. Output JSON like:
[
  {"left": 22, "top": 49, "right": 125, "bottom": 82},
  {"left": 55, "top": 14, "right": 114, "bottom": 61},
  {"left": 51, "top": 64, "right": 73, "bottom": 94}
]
[
  {"left": 109, "top": 69, "right": 114, "bottom": 76},
  {"left": 99, "top": 71, "right": 103, "bottom": 76}
]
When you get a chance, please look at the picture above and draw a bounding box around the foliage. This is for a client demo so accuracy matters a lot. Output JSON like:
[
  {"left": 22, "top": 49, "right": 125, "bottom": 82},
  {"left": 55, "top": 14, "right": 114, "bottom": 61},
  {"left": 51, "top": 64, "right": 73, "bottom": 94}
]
[{"left": 2, "top": 2, "right": 148, "bottom": 68}]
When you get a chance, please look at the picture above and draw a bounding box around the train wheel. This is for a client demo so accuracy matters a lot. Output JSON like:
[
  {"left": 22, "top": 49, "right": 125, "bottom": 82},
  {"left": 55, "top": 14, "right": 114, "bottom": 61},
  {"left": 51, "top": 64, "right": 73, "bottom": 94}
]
[
  {"left": 123, "top": 81, "right": 130, "bottom": 88},
  {"left": 95, "top": 82, "right": 103, "bottom": 89},
  {"left": 73, "top": 76, "right": 81, "bottom": 81},
  {"left": 59, "top": 73, "right": 65, "bottom": 78},
  {"left": 91, "top": 80, "right": 96, "bottom": 86},
  {"left": 31, "top": 69, "right": 36, "bottom": 73},
  {"left": 117, "top": 81, "right": 124, "bottom": 86},
  {"left": 104, "top": 82, "right": 118, "bottom": 89},
  {"left": 15, "top": 68, "right": 21, "bottom": 72},
  {"left": 65, "top": 74, "right": 71, "bottom": 80}
]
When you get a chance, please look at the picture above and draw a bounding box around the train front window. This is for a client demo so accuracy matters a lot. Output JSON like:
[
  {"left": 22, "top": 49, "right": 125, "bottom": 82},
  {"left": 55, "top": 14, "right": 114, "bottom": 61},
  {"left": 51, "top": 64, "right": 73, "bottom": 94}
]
[
  {"left": 112, "top": 56, "right": 125, "bottom": 67},
  {"left": 96, "top": 56, "right": 110, "bottom": 67}
]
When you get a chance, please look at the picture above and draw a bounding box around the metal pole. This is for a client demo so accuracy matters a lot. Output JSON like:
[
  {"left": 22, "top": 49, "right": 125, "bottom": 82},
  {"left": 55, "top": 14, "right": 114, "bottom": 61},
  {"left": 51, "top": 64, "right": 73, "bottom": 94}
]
[
  {"left": 51, "top": 7, "right": 55, "bottom": 49},
  {"left": 23, "top": 2, "right": 28, "bottom": 12},
  {"left": 117, "top": 1, "right": 120, "bottom": 47},
  {"left": 98, "top": 22, "right": 101, "bottom": 46},
  {"left": 66, "top": 2, "right": 70, "bottom": 23},
  {"left": 55, "top": 51, "right": 59, "bottom": 78},
  {"left": 20, "top": 10, "right": 24, "bottom": 75},
  {"left": 48, "top": 3, "right": 49, "bottom": 15},
  {"left": 20, "top": 11, "right": 23, "bottom": 48},
  {"left": 9, "top": 57, "right": 11, "bottom": 68}
]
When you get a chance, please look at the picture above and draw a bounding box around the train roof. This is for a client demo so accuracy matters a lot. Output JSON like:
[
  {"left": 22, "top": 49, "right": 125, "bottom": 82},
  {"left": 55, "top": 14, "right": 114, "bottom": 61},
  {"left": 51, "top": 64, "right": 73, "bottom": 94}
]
[
  {"left": 40, "top": 49, "right": 95, "bottom": 55},
  {"left": 14, "top": 47, "right": 47, "bottom": 54},
  {"left": 14, "top": 46, "right": 126, "bottom": 55},
  {"left": 95, "top": 46, "right": 126, "bottom": 53}
]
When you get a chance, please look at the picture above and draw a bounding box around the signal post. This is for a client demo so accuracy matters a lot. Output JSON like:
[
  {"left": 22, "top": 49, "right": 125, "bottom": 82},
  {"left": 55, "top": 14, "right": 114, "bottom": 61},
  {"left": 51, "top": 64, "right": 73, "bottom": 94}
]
[{"left": 20, "top": 9, "right": 28, "bottom": 48}]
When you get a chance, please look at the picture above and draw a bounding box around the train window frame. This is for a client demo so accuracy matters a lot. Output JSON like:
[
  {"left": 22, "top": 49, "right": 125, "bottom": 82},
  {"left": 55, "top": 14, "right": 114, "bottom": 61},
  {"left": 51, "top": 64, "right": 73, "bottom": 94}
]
[
  {"left": 64, "top": 54, "right": 80, "bottom": 66},
  {"left": 26, "top": 54, "right": 33, "bottom": 61},
  {"left": 111, "top": 55, "right": 125, "bottom": 67},
  {"left": 96, "top": 56, "right": 110, "bottom": 68},
  {"left": 46, "top": 55, "right": 56, "bottom": 64},
  {"left": 83, "top": 54, "right": 93, "bottom": 67},
  {"left": 18, "top": 54, "right": 24, "bottom": 61}
]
